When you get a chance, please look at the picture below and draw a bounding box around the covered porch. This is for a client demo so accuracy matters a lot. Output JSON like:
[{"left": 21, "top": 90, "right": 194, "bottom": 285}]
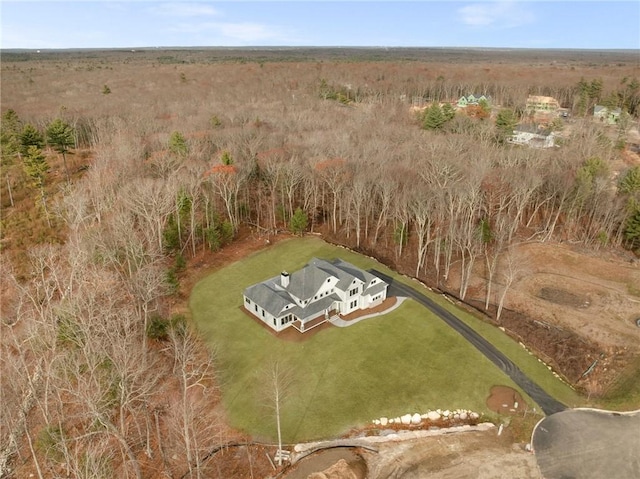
[{"left": 291, "top": 307, "right": 338, "bottom": 333}]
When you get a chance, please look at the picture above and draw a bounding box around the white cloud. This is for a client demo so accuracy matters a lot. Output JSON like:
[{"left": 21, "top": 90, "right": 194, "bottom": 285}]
[
  {"left": 1, "top": 24, "right": 106, "bottom": 49},
  {"left": 150, "top": 2, "right": 218, "bottom": 17},
  {"left": 169, "top": 21, "right": 288, "bottom": 43},
  {"left": 217, "top": 22, "right": 279, "bottom": 42},
  {"left": 458, "top": 1, "right": 535, "bottom": 28}
]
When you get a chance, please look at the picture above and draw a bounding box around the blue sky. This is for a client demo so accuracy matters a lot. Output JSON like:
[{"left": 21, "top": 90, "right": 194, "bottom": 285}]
[{"left": 2, "top": 1, "right": 639, "bottom": 50}]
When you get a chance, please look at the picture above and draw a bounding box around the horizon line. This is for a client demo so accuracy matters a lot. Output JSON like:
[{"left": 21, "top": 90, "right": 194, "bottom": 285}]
[{"left": 3, "top": 46, "right": 639, "bottom": 52}]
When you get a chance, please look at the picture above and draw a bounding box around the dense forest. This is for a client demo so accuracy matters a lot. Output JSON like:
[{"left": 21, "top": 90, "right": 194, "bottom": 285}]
[{"left": 1, "top": 48, "right": 640, "bottom": 478}]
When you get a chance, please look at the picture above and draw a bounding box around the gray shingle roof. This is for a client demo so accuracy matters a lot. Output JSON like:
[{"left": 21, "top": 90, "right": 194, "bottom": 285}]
[
  {"left": 332, "top": 258, "right": 378, "bottom": 286},
  {"left": 244, "top": 257, "right": 388, "bottom": 320},
  {"left": 363, "top": 281, "right": 387, "bottom": 297},
  {"left": 244, "top": 280, "right": 292, "bottom": 317},
  {"left": 289, "top": 293, "right": 341, "bottom": 322},
  {"left": 286, "top": 263, "right": 332, "bottom": 301},
  {"left": 312, "top": 258, "right": 359, "bottom": 290}
]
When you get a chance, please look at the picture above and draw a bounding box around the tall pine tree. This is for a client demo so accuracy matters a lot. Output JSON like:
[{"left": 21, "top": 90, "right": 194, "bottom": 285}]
[
  {"left": 46, "top": 118, "right": 75, "bottom": 184},
  {"left": 23, "top": 145, "right": 51, "bottom": 224},
  {"left": 423, "top": 104, "right": 446, "bottom": 130}
]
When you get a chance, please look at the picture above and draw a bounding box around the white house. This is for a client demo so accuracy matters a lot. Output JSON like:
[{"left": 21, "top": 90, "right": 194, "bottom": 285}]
[
  {"left": 508, "top": 124, "right": 556, "bottom": 149},
  {"left": 457, "top": 94, "right": 491, "bottom": 108},
  {"left": 593, "top": 105, "right": 622, "bottom": 125},
  {"left": 243, "top": 258, "right": 388, "bottom": 333}
]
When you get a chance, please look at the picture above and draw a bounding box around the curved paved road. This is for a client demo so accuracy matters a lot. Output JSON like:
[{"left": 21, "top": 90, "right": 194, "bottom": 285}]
[{"left": 371, "top": 270, "right": 566, "bottom": 416}]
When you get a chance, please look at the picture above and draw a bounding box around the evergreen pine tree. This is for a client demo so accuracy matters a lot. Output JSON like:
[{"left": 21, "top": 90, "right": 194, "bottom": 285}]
[
  {"left": 624, "top": 207, "right": 640, "bottom": 249},
  {"left": 495, "top": 109, "right": 517, "bottom": 143},
  {"left": 423, "top": 104, "right": 446, "bottom": 130},
  {"left": 20, "top": 124, "right": 44, "bottom": 155},
  {"left": 46, "top": 118, "right": 75, "bottom": 183},
  {"left": 289, "top": 208, "right": 308, "bottom": 236},
  {"left": 168, "top": 131, "right": 188, "bottom": 157}
]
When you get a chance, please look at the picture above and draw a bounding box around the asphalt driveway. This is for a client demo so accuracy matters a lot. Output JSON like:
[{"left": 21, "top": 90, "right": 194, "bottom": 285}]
[{"left": 532, "top": 409, "right": 640, "bottom": 479}]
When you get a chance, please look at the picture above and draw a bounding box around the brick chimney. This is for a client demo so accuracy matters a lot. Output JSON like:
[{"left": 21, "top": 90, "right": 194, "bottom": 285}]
[{"left": 281, "top": 272, "right": 290, "bottom": 288}]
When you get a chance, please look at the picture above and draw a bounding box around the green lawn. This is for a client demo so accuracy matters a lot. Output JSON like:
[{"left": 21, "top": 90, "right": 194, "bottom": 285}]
[
  {"left": 392, "top": 276, "right": 585, "bottom": 409},
  {"left": 431, "top": 295, "right": 586, "bottom": 408},
  {"left": 190, "top": 236, "right": 575, "bottom": 442}
]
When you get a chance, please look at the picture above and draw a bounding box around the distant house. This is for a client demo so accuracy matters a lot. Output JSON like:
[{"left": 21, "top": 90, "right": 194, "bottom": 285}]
[
  {"left": 593, "top": 105, "right": 622, "bottom": 125},
  {"left": 243, "top": 258, "right": 388, "bottom": 333},
  {"left": 508, "top": 124, "right": 556, "bottom": 149},
  {"left": 526, "top": 95, "right": 560, "bottom": 113},
  {"left": 457, "top": 94, "right": 490, "bottom": 108}
]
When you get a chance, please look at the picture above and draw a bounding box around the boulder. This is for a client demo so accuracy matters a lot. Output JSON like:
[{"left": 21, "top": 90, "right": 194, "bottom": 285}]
[
  {"left": 442, "top": 410, "right": 450, "bottom": 417},
  {"left": 460, "top": 412, "right": 468, "bottom": 420},
  {"left": 411, "top": 413, "right": 422, "bottom": 425},
  {"left": 380, "top": 417, "right": 388, "bottom": 426},
  {"left": 401, "top": 414, "right": 412, "bottom": 425},
  {"left": 427, "top": 411, "right": 441, "bottom": 421},
  {"left": 470, "top": 412, "right": 480, "bottom": 420},
  {"left": 307, "top": 459, "right": 360, "bottom": 479}
]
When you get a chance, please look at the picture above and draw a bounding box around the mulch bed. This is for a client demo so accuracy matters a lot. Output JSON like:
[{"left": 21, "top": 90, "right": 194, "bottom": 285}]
[
  {"left": 486, "top": 385, "right": 528, "bottom": 414},
  {"left": 240, "top": 297, "right": 399, "bottom": 343}
]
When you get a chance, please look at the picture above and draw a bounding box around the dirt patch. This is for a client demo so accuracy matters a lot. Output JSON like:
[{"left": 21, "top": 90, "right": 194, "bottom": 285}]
[
  {"left": 486, "top": 385, "right": 528, "bottom": 415},
  {"left": 283, "top": 449, "right": 367, "bottom": 479},
  {"left": 418, "top": 240, "right": 640, "bottom": 396},
  {"left": 537, "top": 287, "right": 590, "bottom": 308},
  {"left": 364, "top": 429, "right": 541, "bottom": 479}
]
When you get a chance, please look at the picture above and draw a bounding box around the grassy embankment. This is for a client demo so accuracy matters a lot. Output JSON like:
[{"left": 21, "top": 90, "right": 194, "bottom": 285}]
[{"left": 190, "top": 236, "right": 581, "bottom": 442}]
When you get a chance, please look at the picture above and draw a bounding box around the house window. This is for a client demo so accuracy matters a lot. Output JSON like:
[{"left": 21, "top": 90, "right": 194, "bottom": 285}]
[
  {"left": 314, "top": 295, "right": 317, "bottom": 300},
  {"left": 261, "top": 309, "right": 265, "bottom": 318},
  {"left": 245, "top": 297, "right": 251, "bottom": 304},
  {"left": 327, "top": 278, "right": 330, "bottom": 282},
  {"left": 350, "top": 300, "right": 357, "bottom": 309},
  {"left": 254, "top": 304, "right": 258, "bottom": 312},
  {"left": 349, "top": 287, "right": 358, "bottom": 296},
  {"left": 273, "top": 318, "right": 276, "bottom": 326}
]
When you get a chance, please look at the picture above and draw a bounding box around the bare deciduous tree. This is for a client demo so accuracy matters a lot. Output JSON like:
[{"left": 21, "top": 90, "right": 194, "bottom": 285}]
[
  {"left": 166, "top": 325, "right": 219, "bottom": 479},
  {"left": 261, "top": 360, "right": 294, "bottom": 466}
]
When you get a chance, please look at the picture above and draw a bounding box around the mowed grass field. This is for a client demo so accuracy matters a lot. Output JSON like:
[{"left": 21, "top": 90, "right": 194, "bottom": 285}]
[{"left": 189, "top": 237, "right": 573, "bottom": 442}]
